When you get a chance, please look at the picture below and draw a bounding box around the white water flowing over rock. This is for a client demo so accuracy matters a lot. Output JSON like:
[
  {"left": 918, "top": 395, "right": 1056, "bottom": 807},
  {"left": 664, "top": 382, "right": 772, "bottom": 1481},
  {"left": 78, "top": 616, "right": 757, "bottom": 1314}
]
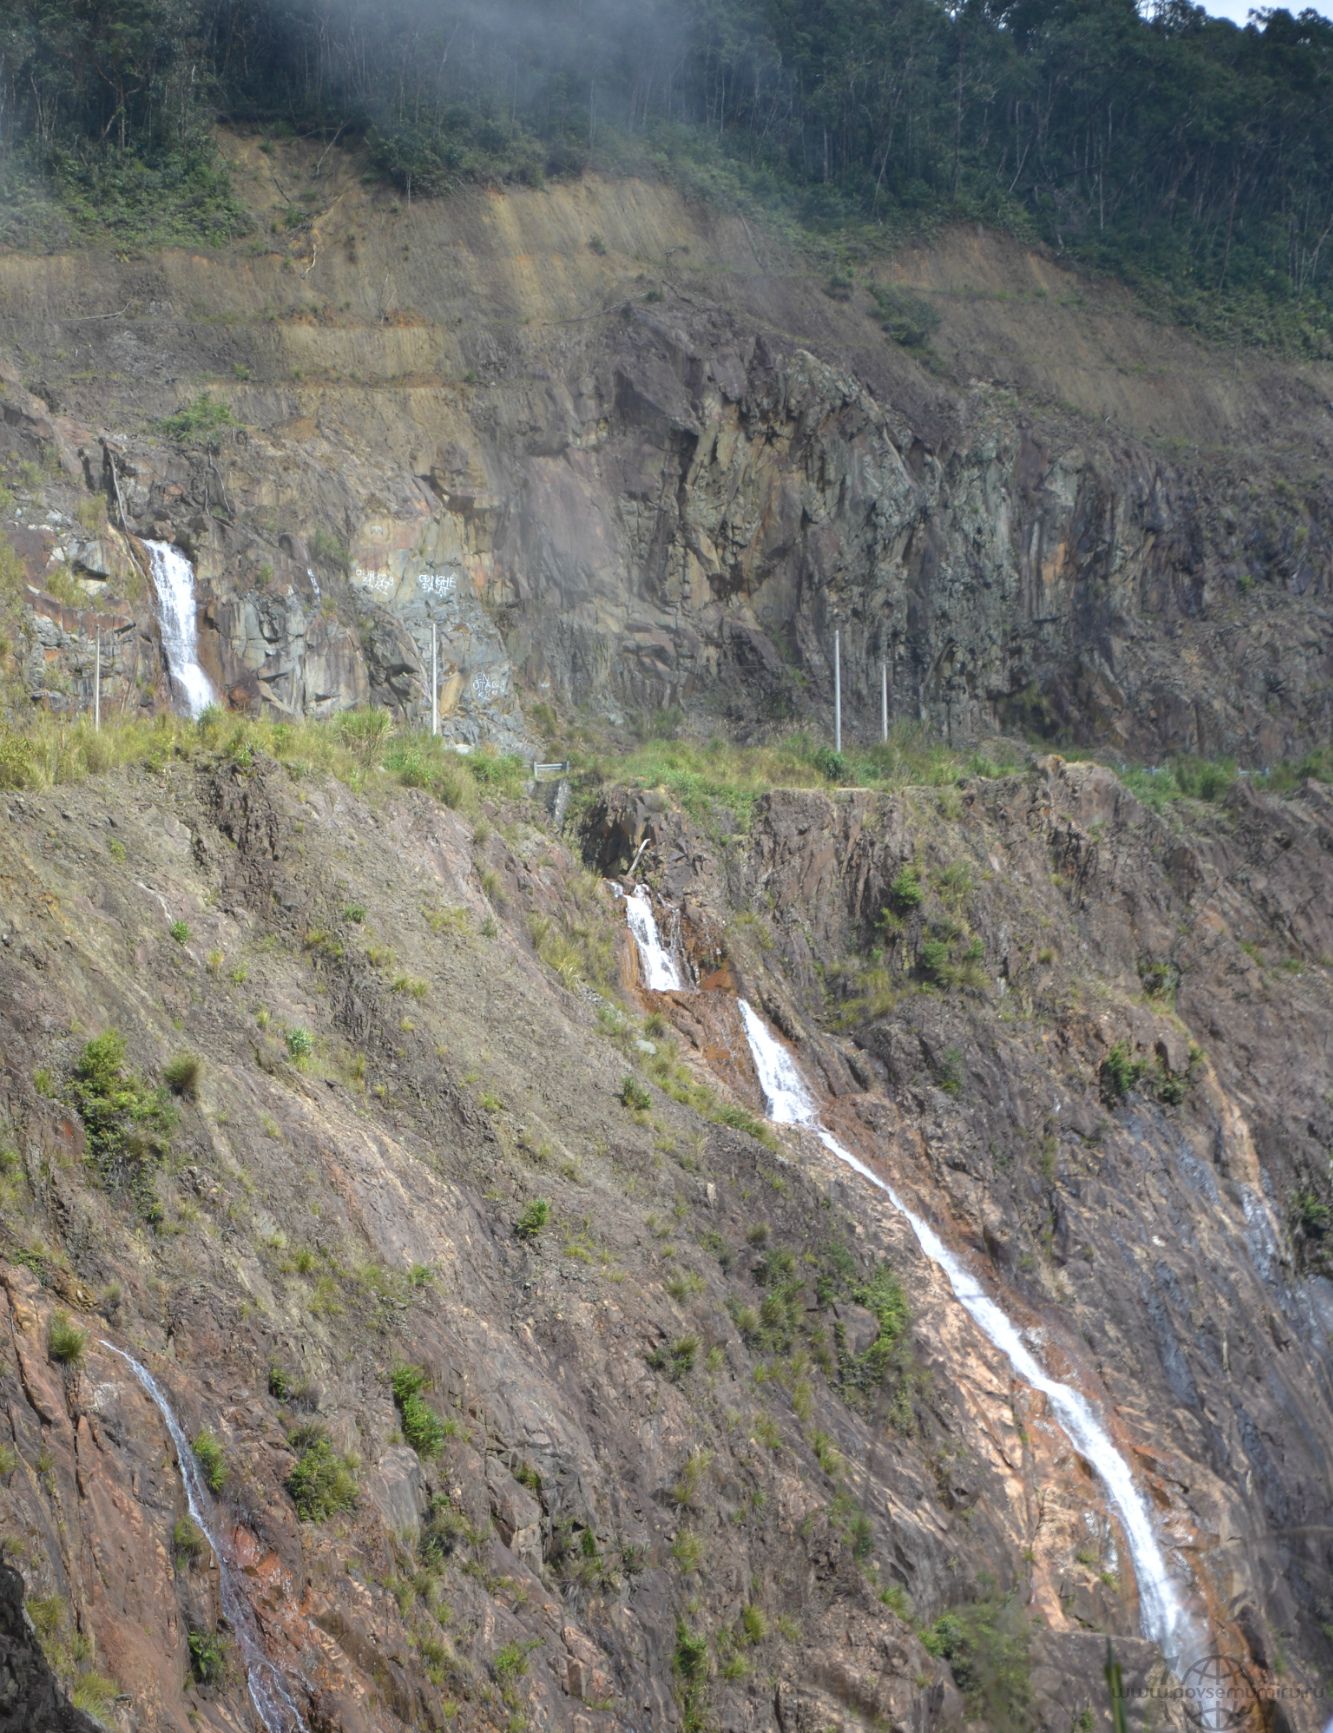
[
  {"left": 735, "top": 998, "right": 1201, "bottom": 1675},
  {"left": 624, "top": 885, "right": 685, "bottom": 990},
  {"left": 145, "top": 541, "right": 217, "bottom": 719},
  {"left": 101, "top": 1342, "right": 309, "bottom": 1733}
]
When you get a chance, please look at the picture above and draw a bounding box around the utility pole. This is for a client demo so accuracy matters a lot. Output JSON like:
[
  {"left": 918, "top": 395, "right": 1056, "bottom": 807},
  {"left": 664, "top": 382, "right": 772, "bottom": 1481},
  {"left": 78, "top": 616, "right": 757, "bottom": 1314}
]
[
  {"left": 431, "top": 623, "right": 438, "bottom": 737},
  {"left": 881, "top": 658, "right": 888, "bottom": 742},
  {"left": 834, "top": 628, "right": 842, "bottom": 755},
  {"left": 94, "top": 633, "right": 101, "bottom": 732}
]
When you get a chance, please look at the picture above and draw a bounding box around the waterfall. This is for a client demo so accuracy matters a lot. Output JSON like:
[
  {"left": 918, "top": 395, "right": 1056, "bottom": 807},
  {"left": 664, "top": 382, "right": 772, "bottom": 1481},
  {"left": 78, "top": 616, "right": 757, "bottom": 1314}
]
[
  {"left": 735, "top": 999, "right": 1200, "bottom": 1674},
  {"left": 623, "top": 885, "right": 685, "bottom": 990},
  {"left": 100, "top": 1343, "right": 309, "bottom": 1733},
  {"left": 145, "top": 541, "right": 217, "bottom": 719}
]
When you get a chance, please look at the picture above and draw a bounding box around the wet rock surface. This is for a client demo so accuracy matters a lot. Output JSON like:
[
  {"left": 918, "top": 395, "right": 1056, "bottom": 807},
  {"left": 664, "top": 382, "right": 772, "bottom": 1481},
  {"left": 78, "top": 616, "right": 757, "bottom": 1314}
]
[{"left": 0, "top": 748, "right": 1325, "bottom": 1729}]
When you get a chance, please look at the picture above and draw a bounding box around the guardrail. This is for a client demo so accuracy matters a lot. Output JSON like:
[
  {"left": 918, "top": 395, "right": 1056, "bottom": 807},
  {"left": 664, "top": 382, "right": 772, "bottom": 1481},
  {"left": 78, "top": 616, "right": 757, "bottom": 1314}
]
[{"left": 532, "top": 760, "right": 571, "bottom": 782}]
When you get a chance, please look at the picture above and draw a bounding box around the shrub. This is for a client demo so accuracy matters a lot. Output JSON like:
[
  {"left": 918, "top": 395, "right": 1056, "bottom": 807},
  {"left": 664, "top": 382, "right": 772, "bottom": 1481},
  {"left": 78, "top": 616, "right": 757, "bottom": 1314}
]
[
  {"left": 887, "top": 864, "right": 924, "bottom": 914},
  {"left": 514, "top": 1198, "right": 550, "bottom": 1241},
  {"left": 188, "top": 1627, "right": 227, "bottom": 1685},
  {"left": 163, "top": 1052, "right": 201, "bottom": 1098},
  {"left": 286, "top": 1429, "right": 358, "bottom": 1520},
  {"left": 648, "top": 1336, "right": 699, "bottom": 1383},
  {"left": 674, "top": 1619, "right": 710, "bottom": 1729},
  {"left": 173, "top": 1516, "right": 206, "bottom": 1565},
  {"left": 619, "top": 1075, "right": 651, "bottom": 1113},
  {"left": 870, "top": 283, "right": 940, "bottom": 350},
  {"left": 285, "top": 1027, "right": 314, "bottom": 1060},
  {"left": 69, "top": 1029, "right": 175, "bottom": 1192},
  {"left": 47, "top": 1311, "right": 87, "bottom": 1366},
  {"left": 1099, "top": 1041, "right": 1141, "bottom": 1104},
  {"left": 156, "top": 394, "right": 237, "bottom": 450},
  {"left": 192, "top": 1429, "right": 227, "bottom": 1494},
  {"left": 391, "top": 1364, "right": 447, "bottom": 1459},
  {"left": 923, "top": 1595, "right": 1032, "bottom": 1732},
  {"left": 169, "top": 919, "right": 190, "bottom": 944}
]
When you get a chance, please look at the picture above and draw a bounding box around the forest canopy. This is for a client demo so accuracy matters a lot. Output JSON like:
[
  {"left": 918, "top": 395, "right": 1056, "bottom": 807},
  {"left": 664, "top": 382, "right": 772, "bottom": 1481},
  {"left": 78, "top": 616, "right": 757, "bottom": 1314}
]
[{"left": 1, "top": 0, "right": 1330, "bottom": 349}]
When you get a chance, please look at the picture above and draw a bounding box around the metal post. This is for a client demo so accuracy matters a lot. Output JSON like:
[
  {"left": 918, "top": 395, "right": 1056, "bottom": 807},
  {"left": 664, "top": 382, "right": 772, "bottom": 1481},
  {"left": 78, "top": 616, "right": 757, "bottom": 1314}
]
[
  {"left": 834, "top": 628, "right": 842, "bottom": 754},
  {"left": 94, "top": 633, "right": 101, "bottom": 732},
  {"left": 881, "top": 658, "right": 888, "bottom": 742},
  {"left": 431, "top": 623, "right": 438, "bottom": 737}
]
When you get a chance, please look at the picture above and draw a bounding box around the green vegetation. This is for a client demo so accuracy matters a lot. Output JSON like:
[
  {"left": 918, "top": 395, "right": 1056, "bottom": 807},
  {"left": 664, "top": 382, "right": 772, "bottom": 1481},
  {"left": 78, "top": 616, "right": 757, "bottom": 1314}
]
[
  {"left": 2, "top": 0, "right": 1328, "bottom": 348},
  {"left": 187, "top": 1627, "right": 227, "bottom": 1686},
  {"left": 168, "top": 919, "right": 190, "bottom": 944},
  {"left": 162, "top": 1052, "right": 202, "bottom": 1099},
  {"left": 647, "top": 1335, "right": 699, "bottom": 1383},
  {"left": 581, "top": 727, "right": 1019, "bottom": 832},
  {"left": 619, "top": 1074, "right": 651, "bottom": 1114},
  {"left": 391, "top": 1364, "right": 447, "bottom": 1459},
  {"left": 1115, "top": 755, "right": 1238, "bottom": 810},
  {"left": 284, "top": 1027, "right": 314, "bottom": 1061},
  {"left": 674, "top": 1619, "right": 710, "bottom": 1733},
  {"left": 67, "top": 1029, "right": 175, "bottom": 1200},
  {"left": 47, "top": 1311, "right": 87, "bottom": 1367},
  {"left": 514, "top": 1198, "right": 551, "bottom": 1241},
  {"left": 285, "top": 1426, "right": 358, "bottom": 1520},
  {"left": 923, "top": 1594, "right": 1032, "bottom": 1733},
  {"left": 156, "top": 394, "right": 237, "bottom": 450},
  {"left": 191, "top": 1428, "right": 227, "bottom": 1495},
  {"left": 887, "top": 864, "right": 924, "bottom": 914},
  {"left": 172, "top": 1516, "right": 206, "bottom": 1566}
]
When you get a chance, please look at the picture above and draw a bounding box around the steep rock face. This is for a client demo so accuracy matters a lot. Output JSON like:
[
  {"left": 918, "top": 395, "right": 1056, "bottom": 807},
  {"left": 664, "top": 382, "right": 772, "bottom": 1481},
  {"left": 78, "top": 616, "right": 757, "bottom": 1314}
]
[
  {"left": 0, "top": 744, "right": 1328, "bottom": 1730},
  {"left": 0, "top": 146, "right": 1329, "bottom": 758},
  {"left": 591, "top": 762, "right": 1333, "bottom": 1714},
  {"left": 0, "top": 1559, "right": 98, "bottom": 1733},
  {"left": 0, "top": 747, "right": 1281, "bottom": 1732}
]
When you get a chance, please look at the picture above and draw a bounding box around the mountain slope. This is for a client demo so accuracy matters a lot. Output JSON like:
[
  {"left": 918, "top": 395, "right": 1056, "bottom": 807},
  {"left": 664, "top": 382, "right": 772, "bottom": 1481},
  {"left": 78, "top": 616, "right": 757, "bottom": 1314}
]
[{"left": 0, "top": 731, "right": 1328, "bottom": 1729}]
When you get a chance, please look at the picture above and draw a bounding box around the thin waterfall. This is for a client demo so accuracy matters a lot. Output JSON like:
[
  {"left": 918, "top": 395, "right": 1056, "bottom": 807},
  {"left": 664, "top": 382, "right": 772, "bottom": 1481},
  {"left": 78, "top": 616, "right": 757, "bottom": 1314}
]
[
  {"left": 101, "top": 1343, "right": 309, "bottom": 1733},
  {"left": 145, "top": 541, "right": 217, "bottom": 719},
  {"left": 623, "top": 885, "right": 685, "bottom": 990},
  {"left": 735, "top": 1000, "right": 1202, "bottom": 1676}
]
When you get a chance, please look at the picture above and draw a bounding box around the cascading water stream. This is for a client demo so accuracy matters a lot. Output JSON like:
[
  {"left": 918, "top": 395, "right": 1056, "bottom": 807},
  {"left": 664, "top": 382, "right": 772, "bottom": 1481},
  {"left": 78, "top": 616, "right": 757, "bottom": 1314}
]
[
  {"left": 623, "top": 885, "right": 685, "bottom": 990},
  {"left": 733, "top": 999, "right": 1205, "bottom": 1679},
  {"left": 100, "top": 1343, "right": 308, "bottom": 1733},
  {"left": 145, "top": 540, "right": 217, "bottom": 719}
]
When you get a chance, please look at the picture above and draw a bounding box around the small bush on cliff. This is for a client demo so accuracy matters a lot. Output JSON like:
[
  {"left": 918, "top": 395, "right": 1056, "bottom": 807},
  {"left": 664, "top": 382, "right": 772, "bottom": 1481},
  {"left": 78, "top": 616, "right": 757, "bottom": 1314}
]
[
  {"left": 156, "top": 393, "right": 237, "bottom": 450},
  {"left": 391, "top": 1364, "right": 447, "bottom": 1459},
  {"left": 286, "top": 1427, "right": 358, "bottom": 1521},
  {"left": 923, "top": 1594, "right": 1032, "bottom": 1732},
  {"left": 191, "top": 1428, "right": 227, "bottom": 1494},
  {"left": 68, "top": 1030, "right": 174, "bottom": 1197},
  {"left": 619, "top": 1075, "right": 651, "bottom": 1114},
  {"left": 47, "top": 1311, "right": 87, "bottom": 1367},
  {"left": 1099, "top": 1041, "right": 1142, "bottom": 1104},
  {"left": 514, "top": 1198, "right": 551, "bottom": 1240},
  {"left": 187, "top": 1627, "right": 227, "bottom": 1686},
  {"left": 887, "top": 864, "right": 924, "bottom": 914},
  {"left": 163, "top": 1052, "right": 201, "bottom": 1098}
]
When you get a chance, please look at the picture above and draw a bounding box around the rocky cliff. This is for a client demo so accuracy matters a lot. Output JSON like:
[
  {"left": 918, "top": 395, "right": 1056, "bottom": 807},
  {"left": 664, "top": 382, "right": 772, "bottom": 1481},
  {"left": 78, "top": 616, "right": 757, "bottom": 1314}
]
[
  {"left": 0, "top": 136, "right": 1329, "bottom": 760},
  {"left": 0, "top": 732, "right": 1328, "bottom": 1731}
]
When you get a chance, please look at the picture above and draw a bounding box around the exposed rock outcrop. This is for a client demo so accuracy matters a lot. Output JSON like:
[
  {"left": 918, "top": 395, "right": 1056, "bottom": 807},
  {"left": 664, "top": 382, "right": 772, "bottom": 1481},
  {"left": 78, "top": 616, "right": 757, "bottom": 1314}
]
[
  {"left": 0, "top": 148, "right": 1328, "bottom": 758},
  {"left": 0, "top": 1560, "right": 98, "bottom": 1733}
]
